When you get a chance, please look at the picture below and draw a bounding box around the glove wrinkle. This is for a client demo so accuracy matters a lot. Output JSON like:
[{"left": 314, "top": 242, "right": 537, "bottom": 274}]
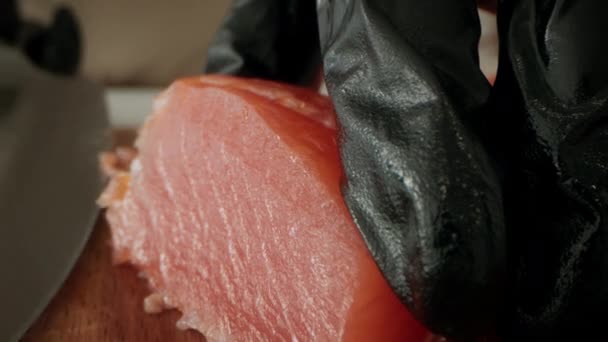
[{"left": 319, "top": 0, "right": 505, "bottom": 339}]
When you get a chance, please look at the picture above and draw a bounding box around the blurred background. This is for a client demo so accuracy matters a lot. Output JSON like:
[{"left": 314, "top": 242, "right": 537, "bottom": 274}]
[
  {"left": 1, "top": 0, "right": 497, "bottom": 126},
  {"left": 2, "top": 0, "right": 231, "bottom": 127},
  {"left": 18, "top": 0, "right": 230, "bottom": 85}
]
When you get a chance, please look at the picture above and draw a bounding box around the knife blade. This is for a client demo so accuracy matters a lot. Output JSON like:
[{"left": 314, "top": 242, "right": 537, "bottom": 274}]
[{"left": 0, "top": 47, "right": 109, "bottom": 342}]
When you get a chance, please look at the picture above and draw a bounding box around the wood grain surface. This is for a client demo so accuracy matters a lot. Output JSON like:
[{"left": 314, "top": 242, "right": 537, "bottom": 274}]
[{"left": 22, "top": 130, "right": 205, "bottom": 342}]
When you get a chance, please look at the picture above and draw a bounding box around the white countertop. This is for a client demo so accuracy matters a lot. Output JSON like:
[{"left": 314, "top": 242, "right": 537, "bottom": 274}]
[{"left": 104, "top": 87, "right": 162, "bottom": 128}]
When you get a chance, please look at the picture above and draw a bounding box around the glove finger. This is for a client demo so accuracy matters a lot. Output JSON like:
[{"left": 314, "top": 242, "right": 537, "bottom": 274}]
[
  {"left": 205, "top": 0, "right": 320, "bottom": 86},
  {"left": 318, "top": 0, "right": 506, "bottom": 339}
]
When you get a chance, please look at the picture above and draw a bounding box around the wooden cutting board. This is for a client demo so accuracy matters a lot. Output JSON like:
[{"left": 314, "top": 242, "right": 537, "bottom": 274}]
[
  {"left": 22, "top": 217, "right": 206, "bottom": 342},
  {"left": 22, "top": 130, "right": 206, "bottom": 342}
]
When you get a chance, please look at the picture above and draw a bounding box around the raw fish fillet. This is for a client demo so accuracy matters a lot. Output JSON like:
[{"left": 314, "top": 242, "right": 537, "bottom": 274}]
[{"left": 99, "top": 75, "right": 439, "bottom": 341}]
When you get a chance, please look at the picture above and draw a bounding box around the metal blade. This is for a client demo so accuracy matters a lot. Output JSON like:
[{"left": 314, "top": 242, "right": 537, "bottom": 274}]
[{"left": 0, "top": 48, "right": 109, "bottom": 342}]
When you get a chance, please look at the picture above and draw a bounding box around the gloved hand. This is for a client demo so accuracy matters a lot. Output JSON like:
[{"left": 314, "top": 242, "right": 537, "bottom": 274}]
[
  {"left": 491, "top": 1, "right": 608, "bottom": 340},
  {"left": 205, "top": 0, "right": 608, "bottom": 340},
  {"left": 317, "top": 0, "right": 505, "bottom": 339},
  {"left": 0, "top": 0, "right": 81, "bottom": 75}
]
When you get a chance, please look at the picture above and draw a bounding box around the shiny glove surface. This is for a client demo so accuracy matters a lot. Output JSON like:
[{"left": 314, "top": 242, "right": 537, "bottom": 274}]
[
  {"left": 492, "top": 1, "right": 608, "bottom": 340},
  {"left": 317, "top": 0, "right": 505, "bottom": 339}
]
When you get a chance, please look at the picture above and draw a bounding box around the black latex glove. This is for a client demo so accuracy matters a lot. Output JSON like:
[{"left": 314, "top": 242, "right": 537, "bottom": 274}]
[
  {"left": 0, "top": 1, "right": 81, "bottom": 75},
  {"left": 318, "top": 0, "right": 505, "bottom": 339},
  {"left": 491, "top": 1, "right": 608, "bottom": 340},
  {"left": 205, "top": 0, "right": 320, "bottom": 86},
  {"left": 205, "top": 0, "right": 608, "bottom": 340}
]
